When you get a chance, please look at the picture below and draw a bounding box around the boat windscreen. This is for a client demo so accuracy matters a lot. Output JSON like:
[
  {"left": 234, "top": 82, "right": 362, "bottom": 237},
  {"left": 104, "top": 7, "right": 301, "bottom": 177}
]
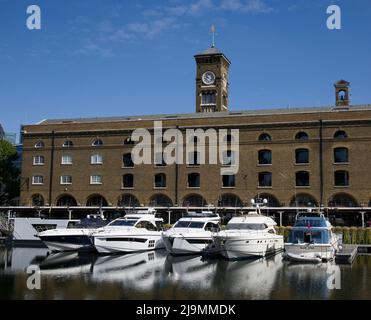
[
  {"left": 289, "top": 230, "right": 330, "bottom": 244},
  {"left": 227, "top": 223, "right": 267, "bottom": 230},
  {"left": 173, "top": 221, "right": 205, "bottom": 228},
  {"left": 295, "top": 218, "right": 327, "bottom": 227},
  {"left": 107, "top": 219, "right": 138, "bottom": 227}
]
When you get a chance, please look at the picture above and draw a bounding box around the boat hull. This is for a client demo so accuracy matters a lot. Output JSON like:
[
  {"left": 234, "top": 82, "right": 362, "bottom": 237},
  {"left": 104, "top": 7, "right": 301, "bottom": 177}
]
[
  {"left": 284, "top": 243, "right": 337, "bottom": 261},
  {"left": 162, "top": 235, "right": 213, "bottom": 255},
  {"left": 93, "top": 234, "right": 165, "bottom": 254},
  {"left": 213, "top": 236, "right": 284, "bottom": 260},
  {"left": 39, "top": 235, "right": 93, "bottom": 252}
]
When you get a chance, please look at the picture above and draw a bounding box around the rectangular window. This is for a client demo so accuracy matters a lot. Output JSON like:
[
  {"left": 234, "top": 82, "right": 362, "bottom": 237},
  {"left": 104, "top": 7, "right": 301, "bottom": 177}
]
[
  {"left": 91, "top": 154, "right": 103, "bottom": 165},
  {"left": 61, "top": 155, "right": 72, "bottom": 165},
  {"left": 33, "top": 155, "right": 45, "bottom": 165},
  {"left": 222, "top": 175, "right": 235, "bottom": 188},
  {"left": 60, "top": 175, "right": 72, "bottom": 185},
  {"left": 295, "top": 149, "right": 309, "bottom": 164},
  {"left": 122, "top": 174, "right": 134, "bottom": 188},
  {"left": 32, "top": 175, "right": 44, "bottom": 185},
  {"left": 188, "top": 173, "right": 200, "bottom": 188},
  {"left": 90, "top": 175, "right": 102, "bottom": 185},
  {"left": 334, "top": 171, "right": 349, "bottom": 186},
  {"left": 259, "top": 172, "right": 272, "bottom": 187},
  {"left": 201, "top": 93, "right": 216, "bottom": 105}
]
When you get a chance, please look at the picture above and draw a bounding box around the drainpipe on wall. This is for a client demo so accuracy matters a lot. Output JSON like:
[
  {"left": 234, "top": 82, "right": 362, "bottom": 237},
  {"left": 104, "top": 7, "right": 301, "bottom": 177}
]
[
  {"left": 48, "top": 131, "right": 55, "bottom": 207},
  {"left": 319, "top": 120, "right": 324, "bottom": 207}
]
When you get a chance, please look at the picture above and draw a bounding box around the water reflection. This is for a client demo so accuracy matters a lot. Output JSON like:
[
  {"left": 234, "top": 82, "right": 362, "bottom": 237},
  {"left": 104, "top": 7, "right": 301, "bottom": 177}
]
[
  {"left": 164, "top": 255, "right": 218, "bottom": 290},
  {"left": 92, "top": 251, "right": 167, "bottom": 290},
  {"left": 0, "top": 246, "right": 370, "bottom": 299}
]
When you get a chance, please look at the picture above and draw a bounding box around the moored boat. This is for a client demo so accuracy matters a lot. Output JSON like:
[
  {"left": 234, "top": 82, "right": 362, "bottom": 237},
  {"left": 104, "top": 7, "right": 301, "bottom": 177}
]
[
  {"left": 37, "top": 214, "right": 108, "bottom": 252},
  {"left": 92, "top": 208, "right": 165, "bottom": 254},
  {"left": 162, "top": 211, "right": 220, "bottom": 255},
  {"left": 283, "top": 209, "right": 339, "bottom": 262},
  {"left": 206, "top": 200, "right": 284, "bottom": 260}
]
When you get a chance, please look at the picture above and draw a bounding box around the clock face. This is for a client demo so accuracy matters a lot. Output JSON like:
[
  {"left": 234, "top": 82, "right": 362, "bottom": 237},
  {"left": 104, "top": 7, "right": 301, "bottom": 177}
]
[{"left": 202, "top": 71, "right": 216, "bottom": 85}]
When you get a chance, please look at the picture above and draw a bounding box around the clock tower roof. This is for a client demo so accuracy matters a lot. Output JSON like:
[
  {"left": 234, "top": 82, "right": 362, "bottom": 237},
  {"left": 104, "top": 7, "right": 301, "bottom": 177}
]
[{"left": 194, "top": 46, "right": 231, "bottom": 65}]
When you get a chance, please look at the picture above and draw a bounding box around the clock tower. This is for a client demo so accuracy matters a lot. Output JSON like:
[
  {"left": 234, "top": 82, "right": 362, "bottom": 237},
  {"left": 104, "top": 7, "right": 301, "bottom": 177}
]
[{"left": 194, "top": 45, "right": 231, "bottom": 113}]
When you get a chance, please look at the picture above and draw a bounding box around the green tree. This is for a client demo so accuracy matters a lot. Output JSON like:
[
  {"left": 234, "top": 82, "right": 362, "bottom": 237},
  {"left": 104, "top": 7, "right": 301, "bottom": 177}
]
[{"left": 0, "top": 140, "right": 20, "bottom": 205}]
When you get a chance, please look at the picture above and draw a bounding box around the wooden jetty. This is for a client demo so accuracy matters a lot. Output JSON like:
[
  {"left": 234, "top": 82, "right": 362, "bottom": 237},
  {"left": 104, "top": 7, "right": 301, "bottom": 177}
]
[{"left": 335, "top": 245, "right": 358, "bottom": 264}]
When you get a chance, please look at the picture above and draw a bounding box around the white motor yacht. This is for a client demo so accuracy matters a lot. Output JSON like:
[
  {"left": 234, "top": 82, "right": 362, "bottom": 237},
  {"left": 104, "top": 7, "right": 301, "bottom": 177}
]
[
  {"left": 92, "top": 208, "right": 165, "bottom": 254},
  {"left": 207, "top": 200, "right": 284, "bottom": 260},
  {"left": 283, "top": 209, "right": 339, "bottom": 262},
  {"left": 37, "top": 214, "right": 108, "bottom": 252},
  {"left": 162, "top": 211, "right": 220, "bottom": 255}
]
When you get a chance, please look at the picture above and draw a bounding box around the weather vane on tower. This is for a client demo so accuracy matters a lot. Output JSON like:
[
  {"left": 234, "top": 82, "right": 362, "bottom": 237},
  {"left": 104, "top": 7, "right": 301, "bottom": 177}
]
[{"left": 210, "top": 24, "right": 216, "bottom": 48}]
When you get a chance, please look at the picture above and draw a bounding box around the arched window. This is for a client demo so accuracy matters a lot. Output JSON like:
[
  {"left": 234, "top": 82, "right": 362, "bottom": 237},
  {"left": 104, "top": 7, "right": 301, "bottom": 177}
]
[
  {"left": 118, "top": 194, "right": 140, "bottom": 207},
  {"left": 334, "top": 147, "right": 349, "bottom": 163},
  {"left": 334, "top": 170, "right": 349, "bottom": 186},
  {"left": 31, "top": 194, "right": 44, "bottom": 207},
  {"left": 188, "top": 173, "right": 200, "bottom": 188},
  {"left": 56, "top": 195, "right": 77, "bottom": 207},
  {"left": 218, "top": 194, "right": 242, "bottom": 207},
  {"left": 259, "top": 172, "right": 272, "bottom": 187},
  {"left": 258, "top": 150, "right": 272, "bottom": 165},
  {"left": 86, "top": 194, "right": 108, "bottom": 207},
  {"left": 123, "top": 153, "right": 134, "bottom": 167},
  {"left": 154, "top": 173, "right": 166, "bottom": 188},
  {"left": 296, "top": 171, "right": 310, "bottom": 187},
  {"left": 295, "top": 131, "right": 309, "bottom": 140},
  {"left": 92, "top": 139, "right": 103, "bottom": 147},
  {"left": 295, "top": 148, "right": 309, "bottom": 164},
  {"left": 338, "top": 90, "right": 346, "bottom": 101},
  {"left": 290, "top": 193, "right": 318, "bottom": 207},
  {"left": 334, "top": 130, "right": 348, "bottom": 139},
  {"left": 62, "top": 140, "right": 73, "bottom": 148},
  {"left": 258, "top": 133, "right": 271, "bottom": 141},
  {"left": 149, "top": 194, "right": 173, "bottom": 207},
  {"left": 34, "top": 141, "right": 45, "bottom": 148},
  {"left": 183, "top": 194, "right": 207, "bottom": 207},
  {"left": 122, "top": 174, "right": 134, "bottom": 188},
  {"left": 329, "top": 193, "right": 357, "bottom": 207}
]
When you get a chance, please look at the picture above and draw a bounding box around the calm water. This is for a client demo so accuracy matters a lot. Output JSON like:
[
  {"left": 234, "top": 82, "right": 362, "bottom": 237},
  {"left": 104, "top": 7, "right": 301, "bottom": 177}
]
[{"left": 0, "top": 246, "right": 370, "bottom": 300}]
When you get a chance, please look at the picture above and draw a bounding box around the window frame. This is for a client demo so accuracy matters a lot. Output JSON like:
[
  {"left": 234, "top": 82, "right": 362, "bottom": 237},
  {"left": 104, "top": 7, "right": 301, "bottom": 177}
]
[
  {"left": 32, "top": 175, "right": 44, "bottom": 185},
  {"left": 33, "top": 155, "right": 45, "bottom": 166},
  {"left": 60, "top": 175, "right": 72, "bottom": 185},
  {"left": 90, "top": 175, "right": 103, "bottom": 185},
  {"left": 122, "top": 174, "right": 134, "bottom": 189},
  {"left": 91, "top": 154, "right": 103, "bottom": 165}
]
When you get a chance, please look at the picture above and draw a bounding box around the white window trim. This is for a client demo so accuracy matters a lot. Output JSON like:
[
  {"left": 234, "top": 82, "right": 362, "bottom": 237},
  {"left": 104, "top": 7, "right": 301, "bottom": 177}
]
[
  {"left": 91, "top": 154, "right": 103, "bottom": 165},
  {"left": 90, "top": 175, "right": 102, "bottom": 185},
  {"left": 32, "top": 176, "right": 44, "bottom": 185},
  {"left": 60, "top": 176, "right": 72, "bottom": 185},
  {"left": 61, "top": 155, "right": 73, "bottom": 165},
  {"left": 33, "top": 156, "right": 45, "bottom": 166}
]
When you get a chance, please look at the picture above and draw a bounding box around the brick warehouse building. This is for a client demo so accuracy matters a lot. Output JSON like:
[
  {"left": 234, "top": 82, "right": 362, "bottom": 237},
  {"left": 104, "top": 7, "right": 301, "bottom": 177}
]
[{"left": 18, "top": 45, "right": 371, "bottom": 226}]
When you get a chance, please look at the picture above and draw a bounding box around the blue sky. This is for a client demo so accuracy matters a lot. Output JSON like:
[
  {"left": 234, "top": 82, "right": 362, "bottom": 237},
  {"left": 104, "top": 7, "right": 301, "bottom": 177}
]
[{"left": 1, "top": 0, "right": 371, "bottom": 141}]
